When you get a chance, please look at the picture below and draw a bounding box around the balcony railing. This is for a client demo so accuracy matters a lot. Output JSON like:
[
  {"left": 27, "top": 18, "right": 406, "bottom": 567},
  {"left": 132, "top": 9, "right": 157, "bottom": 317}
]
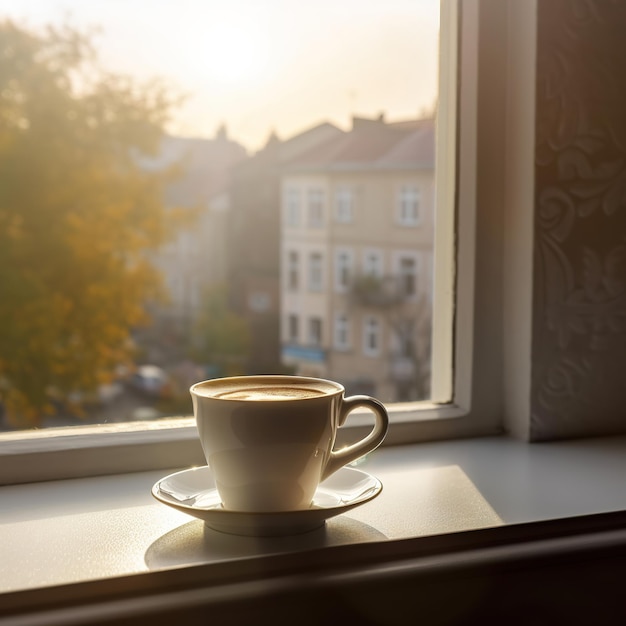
[{"left": 350, "top": 274, "right": 409, "bottom": 308}]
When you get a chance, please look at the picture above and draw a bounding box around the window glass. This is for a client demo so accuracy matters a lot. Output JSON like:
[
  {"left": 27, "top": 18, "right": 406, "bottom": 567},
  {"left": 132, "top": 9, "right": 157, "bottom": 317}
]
[
  {"left": 287, "top": 251, "right": 300, "bottom": 291},
  {"left": 308, "top": 317, "right": 323, "bottom": 347},
  {"left": 308, "top": 252, "right": 324, "bottom": 292},
  {"left": 363, "top": 249, "right": 384, "bottom": 278},
  {"left": 363, "top": 316, "right": 381, "bottom": 357},
  {"left": 284, "top": 188, "right": 301, "bottom": 227},
  {"left": 307, "top": 189, "right": 325, "bottom": 228},
  {"left": 397, "top": 254, "right": 419, "bottom": 298},
  {"left": 397, "top": 185, "right": 421, "bottom": 226},
  {"left": 287, "top": 314, "right": 299, "bottom": 343},
  {"left": 334, "top": 313, "right": 351, "bottom": 351},
  {"left": 335, "top": 249, "right": 354, "bottom": 293},
  {"left": 0, "top": 0, "right": 440, "bottom": 431},
  {"left": 335, "top": 187, "right": 354, "bottom": 223}
]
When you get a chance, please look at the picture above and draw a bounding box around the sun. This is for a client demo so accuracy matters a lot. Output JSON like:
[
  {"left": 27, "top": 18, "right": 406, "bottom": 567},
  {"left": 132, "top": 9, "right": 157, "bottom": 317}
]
[{"left": 199, "top": 22, "right": 270, "bottom": 85}]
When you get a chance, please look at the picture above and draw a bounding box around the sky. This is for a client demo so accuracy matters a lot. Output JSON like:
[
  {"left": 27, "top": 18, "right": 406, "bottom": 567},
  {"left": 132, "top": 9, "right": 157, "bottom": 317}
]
[{"left": 0, "top": 0, "right": 440, "bottom": 152}]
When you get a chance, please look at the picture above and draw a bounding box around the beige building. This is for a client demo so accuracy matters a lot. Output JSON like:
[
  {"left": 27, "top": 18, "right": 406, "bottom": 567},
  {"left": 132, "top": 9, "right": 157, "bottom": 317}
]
[
  {"left": 226, "top": 123, "right": 343, "bottom": 374},
  {"left": 280, "top": 116, "right": 434, "bottom": 402}
]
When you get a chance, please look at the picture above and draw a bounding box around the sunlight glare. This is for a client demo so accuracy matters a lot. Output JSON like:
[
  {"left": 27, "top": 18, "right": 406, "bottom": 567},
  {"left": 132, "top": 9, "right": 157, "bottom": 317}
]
[{"left": 194, "top": 21, "right": 270, "bottom": 85}]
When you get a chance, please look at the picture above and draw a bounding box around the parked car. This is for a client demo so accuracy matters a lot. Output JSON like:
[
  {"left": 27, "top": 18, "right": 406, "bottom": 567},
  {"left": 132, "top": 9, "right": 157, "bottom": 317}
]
[{"left": 129, "top": 365, "right": 170, "bottom": 397}]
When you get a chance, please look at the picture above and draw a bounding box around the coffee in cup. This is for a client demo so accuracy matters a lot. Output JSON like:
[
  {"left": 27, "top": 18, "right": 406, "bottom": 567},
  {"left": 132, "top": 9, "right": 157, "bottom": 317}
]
[{"left": 190, "top": 375, "right": 389, "bottom": 512}]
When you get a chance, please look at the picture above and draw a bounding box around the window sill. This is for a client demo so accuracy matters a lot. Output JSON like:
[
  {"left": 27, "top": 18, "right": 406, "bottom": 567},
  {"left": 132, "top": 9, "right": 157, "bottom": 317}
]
[
  {"left": 4, "top": 433, "right": 626, "bottom": 621},
  {"left": 0, "top": 404, "right": 497, "bottom": 485}
]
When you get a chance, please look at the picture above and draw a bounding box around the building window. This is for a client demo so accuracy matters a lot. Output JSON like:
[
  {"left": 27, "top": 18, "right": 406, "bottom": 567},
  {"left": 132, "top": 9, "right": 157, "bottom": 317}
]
[
  {"left": 363, "top": 248, "right": 384, "bottom": 278},
  {"left": 397, "top": 255, "right": 418, "bottom": 298},
  {"left": 287, "top": 251, "right": 299, "bottom": 290},
  {"left": 288, "top": 314, "right": 299, "bottom": 343},
  {"left": 308, "top": 252, "right": 324, "bottom": 291},
  {"left": 397, "top": 185, "right": 420, "bottom": 226},
  {"left": 334, "top": 248, "right": 353, "bottom": 292},
  {"left": 248, "top": 291, "right": 271, "bottom": 313},
  {"left": 334, "top": 313, "right": 350, "bottom": 351},
  {"left": 284, "top": 188, "right": 300, "bottom": 227},
  {"left": 307, "top": 188, "right": 325, "bottom": 228},
  {"left": 363, "top": 316, "right": 381, "bottom": 357},
  {"left": 335, "top": 186, "right": 354, "bottom": 223},
  {"left": 308, "top": 317, "right": 322, "bottom": 346}
]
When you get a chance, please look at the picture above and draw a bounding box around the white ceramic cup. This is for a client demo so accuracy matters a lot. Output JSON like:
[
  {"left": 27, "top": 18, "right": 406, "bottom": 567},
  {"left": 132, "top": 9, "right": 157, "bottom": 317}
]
[{"left": 190, "top": 375, "right": 389, "bottom": 512}]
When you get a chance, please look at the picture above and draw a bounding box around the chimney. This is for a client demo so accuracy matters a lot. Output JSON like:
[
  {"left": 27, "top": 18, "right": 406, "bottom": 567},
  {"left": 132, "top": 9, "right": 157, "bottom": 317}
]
[{"left": 216, "top": 123, "right": 228, "bottom": 141}]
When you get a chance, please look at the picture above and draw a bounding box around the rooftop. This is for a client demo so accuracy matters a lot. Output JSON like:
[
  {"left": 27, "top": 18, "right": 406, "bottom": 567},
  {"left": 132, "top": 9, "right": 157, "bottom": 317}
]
[{"left": 282, "top": 115, "right": 435, "bottom": 172}]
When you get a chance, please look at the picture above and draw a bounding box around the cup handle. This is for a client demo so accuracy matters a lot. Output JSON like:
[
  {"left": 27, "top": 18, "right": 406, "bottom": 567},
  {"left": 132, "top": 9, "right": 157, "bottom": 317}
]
[{"left": 322, "top": 395, "right": 389, "bottom": 481}]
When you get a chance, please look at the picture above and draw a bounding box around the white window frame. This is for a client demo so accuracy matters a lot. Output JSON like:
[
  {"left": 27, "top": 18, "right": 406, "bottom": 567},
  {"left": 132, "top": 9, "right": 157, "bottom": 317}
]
[
  {"left": 335, "top": 186, "right": 354, "bottom": 223},
  {"left": 396, "top": 185, "right": 421, "bottom": 226},
  {"left": 308, "top": 251, "right": 324, "bottom": 292},
  {"left": 0, "top": 0, "right": 537, "bottom": 485},
  {"left": 287, "top": 313, "right": 299, "bottom": 343},
  {"left": 334, "top": 248, "right": 353, "bottom": 293},
  {"left": 308, "top": 316, "right": 323, "bottom": 347},
  {"left": 362, "top": 248, "right": 384, "bottom": 278},
  {"left": 286, "top": 250, "right": 299, "bottom": 291},
  {"left": 393, "top": 251, "right": 420, "bottom": 301},
  {"left": 363, "top": 315, "right": 382, "bottom": 357},
  {"left": 333, "top": 312, "right": 351, "bottom": 351},
  {"left": 306, "top": 188, "right": 325, "bottom": 228}
]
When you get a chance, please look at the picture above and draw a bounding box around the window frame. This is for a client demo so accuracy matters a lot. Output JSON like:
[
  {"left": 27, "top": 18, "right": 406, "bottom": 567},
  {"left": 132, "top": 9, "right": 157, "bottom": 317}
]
[
  {"left": 307, "top": 316, "right": 323, "bottom": 347},
  {"left": 362, "top": 315, "right": 382, "bottom": 357},
  {"left": 307, "top": 251, "right": 324, "bottom": 292},
  {"left": 334, "top": 185, "right": 354, "bottom": 223},
  {"left": 0, "top": 0, "right": 534, "bottom": 485},
  {"left": 393, "top": 250, "right": 421, "bottom": 300},
  {"left": 396, "top": 184, "right": 421, "bottom": 227},
  {"left": 287, "top": 313, "right": 299, "bottom": 343},
  {"left": 306, "top": 187, "right": 325, "bottom": 228},
  {"left": 334, "top": 247, "right": 354, "bottom": 293},
  {"left": 286, "top": 250, "right": 300, "bottom": 291},
  {"left": 333, "top": 312, "right": 351, "bottom": 351},
  {"left": 362, "top": 247, "right": 385, "bottom": 278}
]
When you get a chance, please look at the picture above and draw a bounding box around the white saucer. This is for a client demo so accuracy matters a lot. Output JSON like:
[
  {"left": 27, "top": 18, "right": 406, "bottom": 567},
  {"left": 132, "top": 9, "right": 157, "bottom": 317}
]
[{"left": 152, "top": 465, "right": 382, "bottom": 536}]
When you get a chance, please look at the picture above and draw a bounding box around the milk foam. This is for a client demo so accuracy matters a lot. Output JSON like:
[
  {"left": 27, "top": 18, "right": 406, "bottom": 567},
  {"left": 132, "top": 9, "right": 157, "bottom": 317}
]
[{"left": 214, "top": 386, "right": 326, "bottom": 401}]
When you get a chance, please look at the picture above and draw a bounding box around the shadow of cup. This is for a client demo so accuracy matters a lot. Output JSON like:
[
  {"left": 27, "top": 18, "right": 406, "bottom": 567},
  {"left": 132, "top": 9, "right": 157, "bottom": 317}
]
[{"left": 145, "top": 516, "right": 388, "bottom": 570}]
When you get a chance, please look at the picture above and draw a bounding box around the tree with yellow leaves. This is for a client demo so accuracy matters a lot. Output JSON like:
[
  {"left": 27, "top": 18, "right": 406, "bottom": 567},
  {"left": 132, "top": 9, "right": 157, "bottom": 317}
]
[{"left": 0, "top": 21, "right": 181, "bottom": 425}]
